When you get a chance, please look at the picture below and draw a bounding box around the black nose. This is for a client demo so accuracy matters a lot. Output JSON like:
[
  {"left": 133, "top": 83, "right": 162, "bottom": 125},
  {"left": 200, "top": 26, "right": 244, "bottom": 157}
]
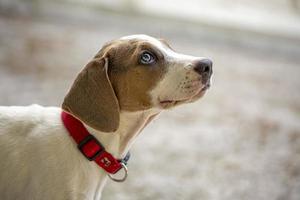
[{"left": 194, "top": 59, "right": 213, "bottom": 75}]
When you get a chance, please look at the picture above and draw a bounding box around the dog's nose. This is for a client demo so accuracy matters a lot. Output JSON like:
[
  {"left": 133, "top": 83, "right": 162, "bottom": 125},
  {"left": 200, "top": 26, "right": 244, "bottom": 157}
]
[{"left": 193, "top": 59, "right": 213, "bottom": 75}]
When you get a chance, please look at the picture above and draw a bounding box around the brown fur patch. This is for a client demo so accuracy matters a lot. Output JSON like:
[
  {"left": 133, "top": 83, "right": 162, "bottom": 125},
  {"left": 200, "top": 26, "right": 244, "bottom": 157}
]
[
  {"left": 62, "top": 37, "right": 171, "bottom": 131},
  {"left": 62, "top": 58, "right": 120, "bottom": 132},
  {"left": 95, "top": 39, "right": 168, "bottom": 111}
]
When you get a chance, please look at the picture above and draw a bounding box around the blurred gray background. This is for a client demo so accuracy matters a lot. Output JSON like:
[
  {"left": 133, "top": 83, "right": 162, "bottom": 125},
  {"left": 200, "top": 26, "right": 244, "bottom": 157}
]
[{"left": 0, "top": 0, "right": 300, "bottom": 200}]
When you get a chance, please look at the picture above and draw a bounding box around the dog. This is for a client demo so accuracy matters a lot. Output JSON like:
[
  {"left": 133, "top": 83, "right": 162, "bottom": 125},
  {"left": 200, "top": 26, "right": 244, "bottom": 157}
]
[{"left": 0, "top": 34, "right": 212, "bottom": 200}]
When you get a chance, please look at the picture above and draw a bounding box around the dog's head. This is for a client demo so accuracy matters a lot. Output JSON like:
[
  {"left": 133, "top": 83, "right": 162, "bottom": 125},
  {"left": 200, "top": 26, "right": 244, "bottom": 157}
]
[{"left": 62, "top": 35, "right": 212, "bottom": 132}]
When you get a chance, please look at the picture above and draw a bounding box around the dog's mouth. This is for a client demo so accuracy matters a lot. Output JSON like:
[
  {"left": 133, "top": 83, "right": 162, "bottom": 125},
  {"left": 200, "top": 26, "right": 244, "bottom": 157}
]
[
  {"left": 159, "top": 99, "right": 184, "bottom": 108},
  {"left": 159, "top": 83, "right": 210, "bottom": 108}
]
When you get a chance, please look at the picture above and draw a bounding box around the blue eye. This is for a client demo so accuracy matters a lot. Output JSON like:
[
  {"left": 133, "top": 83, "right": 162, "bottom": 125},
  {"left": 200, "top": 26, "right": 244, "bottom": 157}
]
[{"left": 140, "top": 51, "right": 155, "bottom": 65}]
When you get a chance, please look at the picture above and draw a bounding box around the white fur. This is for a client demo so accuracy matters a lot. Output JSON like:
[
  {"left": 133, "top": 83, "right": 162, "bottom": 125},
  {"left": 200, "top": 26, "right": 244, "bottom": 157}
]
[
  {"left": 0, "top": 35, "right": 210, "bottom": 200},
  {"left": 0, "top": 105, "right": 159, "bottom": 200}
]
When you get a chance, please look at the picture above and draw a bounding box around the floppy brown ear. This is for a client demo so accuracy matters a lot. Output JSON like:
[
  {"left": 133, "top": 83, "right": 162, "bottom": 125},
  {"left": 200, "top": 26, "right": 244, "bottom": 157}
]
[{"left": 62, "top": 57, "right": 120, "bottom": 132}]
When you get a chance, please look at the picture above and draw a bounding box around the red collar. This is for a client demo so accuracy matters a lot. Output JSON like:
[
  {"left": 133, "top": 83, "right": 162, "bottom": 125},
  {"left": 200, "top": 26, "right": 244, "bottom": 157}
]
[{"left": 61, "top": 111, "right": 129, "bottom": 178}]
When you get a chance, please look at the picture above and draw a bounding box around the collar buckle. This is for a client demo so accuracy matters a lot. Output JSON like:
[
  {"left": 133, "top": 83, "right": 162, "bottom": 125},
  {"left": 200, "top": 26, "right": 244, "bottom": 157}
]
[{"left": 78, "top": 134, "right": 104, "bottom": 161}]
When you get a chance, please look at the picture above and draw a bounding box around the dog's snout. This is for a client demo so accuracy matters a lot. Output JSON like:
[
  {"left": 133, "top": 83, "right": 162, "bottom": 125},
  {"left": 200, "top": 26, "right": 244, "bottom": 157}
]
[{"left": 193, "top": 59, "right": 213, "bottom": 75}]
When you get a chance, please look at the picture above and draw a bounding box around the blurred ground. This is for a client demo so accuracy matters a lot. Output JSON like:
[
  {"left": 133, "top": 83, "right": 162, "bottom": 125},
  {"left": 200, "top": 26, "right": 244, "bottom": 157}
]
[{"left": 0, "top": 1, "right": 300, "bottom": 200}]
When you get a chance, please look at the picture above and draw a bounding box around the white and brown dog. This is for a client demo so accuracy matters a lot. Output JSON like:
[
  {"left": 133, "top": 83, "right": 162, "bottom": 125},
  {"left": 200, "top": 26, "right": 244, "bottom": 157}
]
[{"left": 0, "top": 35, "right": 212, "bottom": 200}]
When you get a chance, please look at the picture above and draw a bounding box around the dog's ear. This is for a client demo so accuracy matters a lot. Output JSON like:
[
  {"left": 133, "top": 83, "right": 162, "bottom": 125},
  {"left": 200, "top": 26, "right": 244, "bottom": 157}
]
[{"left": 62, "top": 57, "right": 120, "bottom": 132}]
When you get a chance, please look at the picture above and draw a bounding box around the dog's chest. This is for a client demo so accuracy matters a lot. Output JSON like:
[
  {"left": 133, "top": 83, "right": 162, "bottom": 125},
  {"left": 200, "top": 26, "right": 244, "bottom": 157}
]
[{"left": 0, "top": 105, "right": 107, "bottom": 199}]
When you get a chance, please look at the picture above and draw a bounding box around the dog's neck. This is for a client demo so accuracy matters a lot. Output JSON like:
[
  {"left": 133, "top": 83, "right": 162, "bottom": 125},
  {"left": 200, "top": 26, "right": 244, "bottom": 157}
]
[{"left": 85, "top": 109, "right": 161, "bottom": 159}]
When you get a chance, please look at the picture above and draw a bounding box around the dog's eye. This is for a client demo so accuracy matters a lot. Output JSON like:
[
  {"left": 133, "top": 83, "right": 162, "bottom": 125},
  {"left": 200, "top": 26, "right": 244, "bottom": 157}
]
[{"left": 140, "top": 51, "right": 156, "bottom": 65}]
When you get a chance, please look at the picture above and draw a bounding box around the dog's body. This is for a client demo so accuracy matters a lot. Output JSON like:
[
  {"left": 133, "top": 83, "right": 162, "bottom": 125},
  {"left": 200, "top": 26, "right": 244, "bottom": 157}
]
[
  {"left": 0, "top": 35, "right": 212, "bottom": 199},
  {"left": 0, "top": 105, "right": 157, "bottom": 199}
]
